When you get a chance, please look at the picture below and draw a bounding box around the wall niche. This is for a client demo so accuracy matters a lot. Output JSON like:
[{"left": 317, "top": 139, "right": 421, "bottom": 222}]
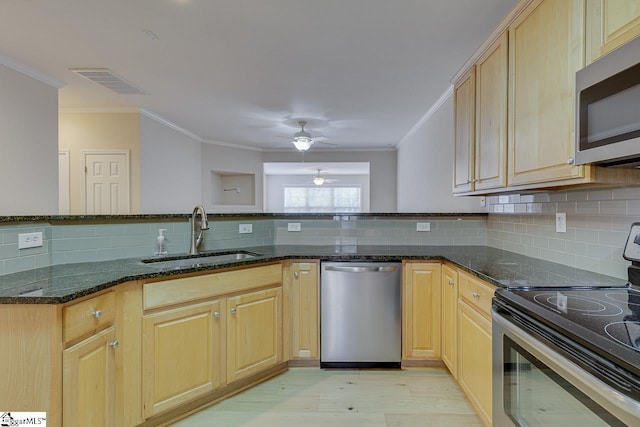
[{"left": 211, "top": 171, "right": 255, "bottom": 206}]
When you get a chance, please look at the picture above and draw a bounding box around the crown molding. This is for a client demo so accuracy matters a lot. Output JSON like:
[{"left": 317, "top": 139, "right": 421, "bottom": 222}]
[
  {"left": 397, "top": 85, "right": 454, "bottom": 148},
  {"left": 140, "top": 108, "right": 204, "bottom": 143},
  {"left": 203, "top": 139, "right": 264, "bottom": 152},
  {"left": 60, "top": 106, "right": 141, "bottom": 114},
  {"left": 0, "top": 53, "right": 66, "bottom": 88}
]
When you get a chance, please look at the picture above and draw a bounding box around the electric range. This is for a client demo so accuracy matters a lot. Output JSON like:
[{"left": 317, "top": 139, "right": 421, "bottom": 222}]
[{"left": 492, "top": 223, "right": 640, "bottom": 426}]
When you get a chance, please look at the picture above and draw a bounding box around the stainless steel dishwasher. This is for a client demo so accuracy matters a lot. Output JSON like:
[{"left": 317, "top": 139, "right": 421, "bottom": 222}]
[{"left": 320, "top": 261, "right": 401, "bottom": 369}]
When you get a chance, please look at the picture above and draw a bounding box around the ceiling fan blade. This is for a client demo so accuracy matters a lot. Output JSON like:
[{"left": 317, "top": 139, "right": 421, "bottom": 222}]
[{"left": 316, "top": 140, "right": 337, "bottom": 146}]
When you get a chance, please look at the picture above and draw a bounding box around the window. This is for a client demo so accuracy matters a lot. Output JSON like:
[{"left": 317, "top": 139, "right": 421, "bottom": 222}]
[{"left": 284, "top": 186, "right": 362, "bottom": 213}]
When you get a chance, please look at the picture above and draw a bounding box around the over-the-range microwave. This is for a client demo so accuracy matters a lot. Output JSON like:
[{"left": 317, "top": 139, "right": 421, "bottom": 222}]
[{"left": 574, "top": 35, "right": 640, "bottom": 167}]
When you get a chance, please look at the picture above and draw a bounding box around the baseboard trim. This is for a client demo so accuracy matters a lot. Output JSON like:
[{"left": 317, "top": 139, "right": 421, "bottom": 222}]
[{"left": 288, "top": 359, "right": 321, "bottom": 367}]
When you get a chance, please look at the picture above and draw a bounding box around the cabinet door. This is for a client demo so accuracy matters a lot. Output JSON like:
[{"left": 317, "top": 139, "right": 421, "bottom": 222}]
[
  {"left": 453, "top": 67, "right": 476, "bottom": 194},
  {"left": 402, "top": 263, "right": 442, "bottom": 360},
  {"left": 475, "top": 32, "right": 508, "bottom": 191},
  {"left": 290, "top": 262, "right": 319, "bottom": 359},
  {"left": 458, "top": 300, "right": 492, "bottom": 427},
  {"left": 587, "top": 0, "right": 640, "bottom": 63},
  {"left": 227, "top": 287, "right": 282, "bottom": 383},
  {"left": 508, "top": 0, "right": 585, "bottom": 186},
  {"left": 142, "top": 300, "right": 222, "bottom": 418},
  {"left": 441, "top": 264, "right": 458, "bottom": 379},
  {"left": 63, "top": 326, "right": 117, "bottom": 427}
]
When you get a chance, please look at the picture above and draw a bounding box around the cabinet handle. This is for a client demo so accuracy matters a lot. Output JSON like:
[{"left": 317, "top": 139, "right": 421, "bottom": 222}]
[
  {"left": 214, "top": 311, "right": 220, "bottom": 318},
  {"left": 472, "top": 292, "right": 480, "bottom": 299},
  {"left": 230, "top": 308, "right": 237, "bottom": 314},
  {"left": 294, "top": 271, "right": 299, "bottom": 279},
  {"left": 567, "top": 157, "right": 575, "bottom": 165},
  {"left": 92, "top": 309, "right": 102, "bottom": 319},
  {"left": 109, "top": 340, "right": 119, "bottom": 349},
  {"left": 448, "top": 280, "right": 455, "bottom": 286}
]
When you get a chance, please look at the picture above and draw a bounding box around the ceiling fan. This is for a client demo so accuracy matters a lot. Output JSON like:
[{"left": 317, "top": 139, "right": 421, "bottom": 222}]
[
  {"left": 290, "top": 121, "right": 334, "bottom": 152},
  {"left": 312, "top": 169, "right": 338, "bottom": 186}
]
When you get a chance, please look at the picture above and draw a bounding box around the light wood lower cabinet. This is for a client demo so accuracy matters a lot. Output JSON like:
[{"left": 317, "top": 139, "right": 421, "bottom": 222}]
[
  {"left": 142, "top": 300, "right": 222, "bottom": 418},
  {"left": 227, "top": 286, "right": 283, "bottom": 383},
  {"left": 457, "top": 270, "right": 496, "bottom": 427},
  {"left": 63, "top": 327, "right": 117, "bottom": 427},
  {"left": 402, "top": 262, "right": 442, "bottom": 361},
  {"left": 441, "top": 263, "right": 458, "bottom": 379},
  {"left": 289, "top": 261, "right": 320, "bottom": 360}
]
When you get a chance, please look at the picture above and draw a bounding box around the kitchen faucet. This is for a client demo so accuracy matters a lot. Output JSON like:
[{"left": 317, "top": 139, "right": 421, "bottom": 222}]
[{"left": 189, "top": 205, "right": 209, "bottom": 255}]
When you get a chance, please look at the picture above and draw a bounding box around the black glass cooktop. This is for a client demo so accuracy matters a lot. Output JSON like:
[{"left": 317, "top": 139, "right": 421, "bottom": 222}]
[{"left": 495, "top": 284, "right": 640, "bottom": 376}]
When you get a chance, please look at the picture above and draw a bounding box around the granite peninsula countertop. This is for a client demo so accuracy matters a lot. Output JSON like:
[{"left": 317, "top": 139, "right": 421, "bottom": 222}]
[{"left": 0, "top": 245, "right": 627, "bottom": 304}]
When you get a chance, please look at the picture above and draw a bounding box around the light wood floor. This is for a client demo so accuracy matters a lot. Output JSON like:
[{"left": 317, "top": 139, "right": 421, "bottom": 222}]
[{"left": 173, "top": 367, "right": 483, "bottom": 427}]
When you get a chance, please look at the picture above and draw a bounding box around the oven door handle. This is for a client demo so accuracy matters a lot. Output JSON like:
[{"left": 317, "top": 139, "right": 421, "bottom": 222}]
[{"left": 493, "top": 310, "right": 640, "bottom": 425}]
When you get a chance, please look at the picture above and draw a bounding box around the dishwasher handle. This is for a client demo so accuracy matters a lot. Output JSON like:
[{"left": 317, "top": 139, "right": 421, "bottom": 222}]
[{"left": 324, "top": 265, "right": 399, "bottom": 273}]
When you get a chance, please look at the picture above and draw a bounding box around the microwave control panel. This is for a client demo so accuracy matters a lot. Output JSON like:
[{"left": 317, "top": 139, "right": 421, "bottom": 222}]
[{"left": 623, "top": 223, "right": 640, "bottom": 263}]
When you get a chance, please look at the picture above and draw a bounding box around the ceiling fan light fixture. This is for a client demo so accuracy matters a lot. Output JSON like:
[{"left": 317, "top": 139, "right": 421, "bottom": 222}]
[
  {"left": 313, "top": 175, "right": 325, "bottom": 186},
  {"left": 292, "top": 137, "right": 312, "bottom": 151}
]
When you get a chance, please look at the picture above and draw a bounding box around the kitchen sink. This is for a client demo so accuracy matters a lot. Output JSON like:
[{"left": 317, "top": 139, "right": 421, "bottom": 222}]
[{"left": 141, "top": 251, "right": 260, "bottom": 270}]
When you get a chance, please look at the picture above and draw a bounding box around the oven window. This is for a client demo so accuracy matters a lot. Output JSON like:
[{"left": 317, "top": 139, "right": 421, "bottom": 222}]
[{"left": 503, "top": 337, "right": 626, "bottom": 426}]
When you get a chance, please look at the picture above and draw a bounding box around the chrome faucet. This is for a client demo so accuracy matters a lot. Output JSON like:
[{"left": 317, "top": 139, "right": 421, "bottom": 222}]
[{"left": 189, "top": 205, "right": 209, "bottom": 255}]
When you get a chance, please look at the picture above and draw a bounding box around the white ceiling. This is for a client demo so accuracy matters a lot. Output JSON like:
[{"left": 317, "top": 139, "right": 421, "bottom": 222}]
[{"left": 0, "top": 0, "right": 515, "bottom": 150}]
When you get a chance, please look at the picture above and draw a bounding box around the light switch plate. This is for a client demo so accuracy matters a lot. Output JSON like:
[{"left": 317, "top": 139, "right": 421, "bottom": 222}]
[
  {"left": 18, "top": 232, "right": 43, "bottom": 249},
  {"left": 239, "top": 224, "right": 253, "bottom": 234},
  {"left": 416, "top": 222, "right": 431, "bottom": 232},
  {"left": 288, "top": 223, "right": 301, "bottom": 232}
]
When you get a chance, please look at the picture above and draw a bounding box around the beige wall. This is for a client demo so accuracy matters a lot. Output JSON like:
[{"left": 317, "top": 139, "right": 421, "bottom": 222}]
[
  {"left": 0, "top": 65, "right": 58, "bottom": 215},
  {"left": 59, "top": 112, "right": 141, "bottom": 213}
]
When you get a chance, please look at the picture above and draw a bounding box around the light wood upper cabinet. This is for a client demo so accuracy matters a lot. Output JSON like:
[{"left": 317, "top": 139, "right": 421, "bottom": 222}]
[
  {"left": 441, "top": 264, "right": 458, "bottom": 379},
  {"left": 587, "top": 0, "right": 640, "bottom": 63},
  {"left": 290, "top": 261, "right": 320, "bottom": 360},
  {"left": 508, "top": 0, "right": 586, "bottom": 186},
  {"left": 142, "top": 300, "right": 222, "bottom": 418},
  {"left": 475, "top": 32, "right": 508, "bottom": 192},
  {"left": 402, "top": 262, "right": 442, "bottom": 360},
  {"left": 453, "top": 67, "right": 476, "bottom": 194},
  {"left": 227, "top": 286, "right": 283, "bottom": 383}
]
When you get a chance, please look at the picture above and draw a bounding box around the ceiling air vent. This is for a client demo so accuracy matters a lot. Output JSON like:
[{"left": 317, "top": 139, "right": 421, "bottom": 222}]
[{"left": 69, "top": 68, "right": 145, "bottom": 94}]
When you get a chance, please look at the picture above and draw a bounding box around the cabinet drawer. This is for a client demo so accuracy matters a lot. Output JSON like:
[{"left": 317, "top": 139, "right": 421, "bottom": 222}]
[
  {"left": 63, "top": 291, "right": 115, "bottom": 343},
  {"left": 458, "top": 271, "right": 495, "bottom": 318},
  {"left": 144, "top": 263, "right": 283, "bottom": 310}
]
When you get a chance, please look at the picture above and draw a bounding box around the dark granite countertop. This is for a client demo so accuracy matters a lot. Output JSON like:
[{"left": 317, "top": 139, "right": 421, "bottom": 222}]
[
  {"left": 0, "top": 212, "right": 487, "bottom": 224},
  {"left": 0, "top": 245, "right": 627, "bottom": 304}
]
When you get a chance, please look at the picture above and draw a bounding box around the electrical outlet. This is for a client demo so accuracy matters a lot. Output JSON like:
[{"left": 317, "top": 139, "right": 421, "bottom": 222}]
[
  {"left": 287, "top": 223, "right": 301, "bottom": 232},
  {"left": 480, "top": 197, "right": 486, "bottom": 207},
  {"left": 239, "top": 224, "right": 253, "bottom": 234},
  {"left": 555, "top": 213, "right": 567, "bottom": 233},
  {"left": 18, "top": 232, "right": 43, "bottom": 249},
  {"left": 416, "top": 222, "right": 431, "bottom": 232}
]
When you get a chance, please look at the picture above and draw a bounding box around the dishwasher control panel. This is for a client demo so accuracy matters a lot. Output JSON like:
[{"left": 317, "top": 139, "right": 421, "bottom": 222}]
[{"left": 624, "top": 222, "right": 640, "bottom": 263}]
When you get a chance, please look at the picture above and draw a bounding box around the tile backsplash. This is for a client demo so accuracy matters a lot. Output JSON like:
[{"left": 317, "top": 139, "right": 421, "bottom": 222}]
[
  {"left": 1, "top": 185, "right": 638, "bottom": 281},
  {"left": 486, "top": 186, "right": 640, "bottom": 279}
]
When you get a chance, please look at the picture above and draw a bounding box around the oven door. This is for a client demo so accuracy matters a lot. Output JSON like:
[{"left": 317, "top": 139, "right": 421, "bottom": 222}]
[{"left": 492, "top": 309, "right": 640, "bottom": 426}]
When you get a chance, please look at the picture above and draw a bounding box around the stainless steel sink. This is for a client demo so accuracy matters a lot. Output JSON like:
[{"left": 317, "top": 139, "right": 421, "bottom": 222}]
[{"left": 142, "top": 251, "right": 259, "bottom": 270}]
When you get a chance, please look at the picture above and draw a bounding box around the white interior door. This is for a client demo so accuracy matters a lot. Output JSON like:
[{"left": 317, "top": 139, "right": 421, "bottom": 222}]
[
  {"left": 59, "top": 150, "right": 70, "bottom": 214},
  {"left": 83, "top": 150, "right": 130, "bottom": 214}
]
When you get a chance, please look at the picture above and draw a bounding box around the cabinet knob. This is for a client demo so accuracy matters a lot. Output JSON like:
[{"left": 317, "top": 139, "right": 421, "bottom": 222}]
[
  {"left": 448, "top": 280, "right": 455, "bottom": 286},
  {"left": 472, "top": 292, "right": 480, "bottom": 299},
  {"left": 230, "top": 308, "right": 237, "bottom": 314},
  {"left": 214, "top": 311, "right": 220, "bottom": 318},
  {"left": 293, "top": 271, "right": 299, "bottom": 279},
  {"left": 567, "top": 157, "right": 575, "bottom": 165},
  {"left": 472, "top": 178, "right": 478, "bottom": 183},
  {"left": 109, "top": 340, "right": 119, "bottom": 349},
  {"left": 92, "top": 309, "right": 102, "bottom": 319}
]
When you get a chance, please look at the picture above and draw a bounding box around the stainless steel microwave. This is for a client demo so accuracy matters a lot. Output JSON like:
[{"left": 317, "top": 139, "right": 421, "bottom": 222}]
[{"left": 574, "top": 35, "right": 640, "bottom": 167}]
